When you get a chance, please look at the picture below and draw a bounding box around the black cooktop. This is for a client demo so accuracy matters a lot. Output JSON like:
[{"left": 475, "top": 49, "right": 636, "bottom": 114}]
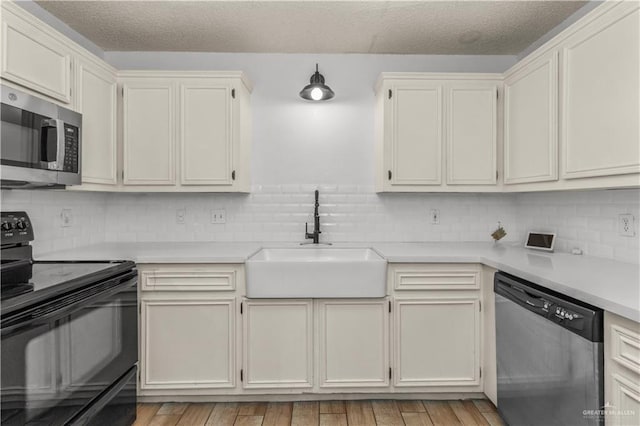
[{"left": 1, "top": 260, "right": 136, "bottom": 318}]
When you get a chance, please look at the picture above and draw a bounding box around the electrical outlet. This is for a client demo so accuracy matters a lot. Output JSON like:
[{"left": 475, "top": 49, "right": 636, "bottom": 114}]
[
  {"left": 430, "top": 209, "right": 440, "bottom": 225},
  {"left": 618, "top": 214, "right": 635, "bottom": 237},
  {"left": 176, "top": 209, "right": 186, "bottom": 224},
  {"left": 61, "top": 209, "right": 72, "bottom": 227},
  {"left": 211, "top": 209, "right": 226, "bottom": 224}
]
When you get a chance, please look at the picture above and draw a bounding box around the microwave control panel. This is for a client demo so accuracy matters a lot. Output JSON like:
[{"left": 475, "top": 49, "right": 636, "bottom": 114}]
[{"left": 63, "top": 125, "right": 79, "bottom": 173}]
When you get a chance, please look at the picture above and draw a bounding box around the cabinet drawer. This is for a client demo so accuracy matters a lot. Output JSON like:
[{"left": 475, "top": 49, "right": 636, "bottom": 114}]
[
  {"left": 391, "top": 264, "right": 480, "bottom": 291},
  {"left": 611, "top": 324, "right": 640, "bottom": 374},
  {"left": 141, "top": 265, "right": 240, "bottom": 291}
]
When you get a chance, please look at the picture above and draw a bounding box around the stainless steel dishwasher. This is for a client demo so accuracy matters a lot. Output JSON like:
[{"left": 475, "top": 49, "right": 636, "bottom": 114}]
[{"left": 494, "top": 271, "right": 604, "bottom": 426}]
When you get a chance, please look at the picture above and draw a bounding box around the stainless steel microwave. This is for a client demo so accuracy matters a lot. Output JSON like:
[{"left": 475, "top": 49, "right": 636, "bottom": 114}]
[{"left": 1, "top": 85, "right": 81, "bottom": 188}]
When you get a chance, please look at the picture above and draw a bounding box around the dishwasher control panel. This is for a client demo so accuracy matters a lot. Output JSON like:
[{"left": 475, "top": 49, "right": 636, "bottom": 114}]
[{"left": 494, "top": 271, "right": 603, "bottom": 342}]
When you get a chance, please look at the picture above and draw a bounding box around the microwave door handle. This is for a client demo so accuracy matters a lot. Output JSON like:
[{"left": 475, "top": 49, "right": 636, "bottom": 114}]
[
  {"left": 55, "top": 120, "right": 65, "bottom": 171},
  {"left": 40, "top": 118, "right": 65, "bottom": 170},
  {"left": 53, "top": 119, "right": 65, "bottom": 171}
]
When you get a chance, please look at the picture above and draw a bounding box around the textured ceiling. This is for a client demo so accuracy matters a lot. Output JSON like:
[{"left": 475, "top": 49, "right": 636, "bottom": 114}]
[{"left": 36, "top": 1, "right": 588, "bottom": 54}]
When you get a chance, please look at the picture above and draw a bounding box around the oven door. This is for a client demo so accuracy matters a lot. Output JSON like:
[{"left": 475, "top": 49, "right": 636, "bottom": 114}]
[{"left": 0, "top": 271, "right": 137, "bottom": 426}]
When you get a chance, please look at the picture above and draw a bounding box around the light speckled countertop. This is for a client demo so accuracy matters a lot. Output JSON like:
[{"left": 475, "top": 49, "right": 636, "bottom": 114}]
[{"left": 38, "top": 241, "right": 640, "bottom": 322}]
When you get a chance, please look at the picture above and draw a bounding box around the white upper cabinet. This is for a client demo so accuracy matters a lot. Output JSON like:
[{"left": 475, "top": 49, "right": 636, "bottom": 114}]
[
  {"left": 388, "top": 83, "right": 443, "bottom": 186},
  {"left": 119, "top": 72, "right": 251, "bottom": 192},
  {"left": 1, "top": 4, "right": 72, "bottom": 104},
  {"left": 561, "top": 1, "right": 640, "bottom": 179},
  {"left": 180, "top": 81, "right": 234, "bottom": 185},
  {"left": 447, "top": 84, "right": 498, "bottom": 185},
  {"left": 75, "top": 59, "right": 118, "bottom": 185},
  {"left": 504, "top": 51, "right": 558, "bottom": 184},
  {"left": 375, "top": 74, "right": 501, "bottom": 192},
  {"left": 122, "top": 79, "right": 175, "bottom": 185}
]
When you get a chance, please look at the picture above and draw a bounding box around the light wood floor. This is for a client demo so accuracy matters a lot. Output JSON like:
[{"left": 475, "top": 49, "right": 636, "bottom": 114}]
[{"left": 135, "top": 399, "right": 503, "bottom": 426}]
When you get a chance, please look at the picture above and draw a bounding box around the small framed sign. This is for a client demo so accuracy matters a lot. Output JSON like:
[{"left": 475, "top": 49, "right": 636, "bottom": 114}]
[{"left": 525, "top": 232, "right": 556, "bottom": 252}]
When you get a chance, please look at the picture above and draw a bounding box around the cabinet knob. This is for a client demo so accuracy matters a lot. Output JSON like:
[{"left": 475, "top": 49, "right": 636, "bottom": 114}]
[
  {"left": 232, "top": 170, "right": 236, "bottom": 180},
  {"left": 388, "top": 170, "right": 392, "bottom": 180}
]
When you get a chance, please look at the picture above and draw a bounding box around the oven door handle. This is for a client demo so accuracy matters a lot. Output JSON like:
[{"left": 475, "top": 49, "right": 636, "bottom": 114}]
[{"left": 1, "top": 272, "right": 137, "bottom": 336}]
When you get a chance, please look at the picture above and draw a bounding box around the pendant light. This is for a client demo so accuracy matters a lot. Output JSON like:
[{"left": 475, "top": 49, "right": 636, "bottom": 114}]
[{"left": 299, "top": 63, "right": 334, "bottom": 101}]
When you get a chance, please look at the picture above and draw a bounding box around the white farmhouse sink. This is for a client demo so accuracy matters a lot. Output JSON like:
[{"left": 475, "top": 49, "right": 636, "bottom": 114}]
[{"left": 245, "top": 247, "right": 387, "bottom": 298}]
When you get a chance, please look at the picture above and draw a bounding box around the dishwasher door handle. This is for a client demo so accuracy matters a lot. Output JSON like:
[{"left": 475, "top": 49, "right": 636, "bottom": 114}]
[{"left": 496, "top": 281, "right": 546, "bottom": 312}]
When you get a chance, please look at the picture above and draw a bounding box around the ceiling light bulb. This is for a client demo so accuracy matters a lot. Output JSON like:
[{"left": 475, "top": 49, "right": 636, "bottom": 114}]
[
  {"left": 300, "top": 64, "right": 334, "bottom": 101},
  {"left": 310, "top": 87, "right": 323, "bottom": 101}
]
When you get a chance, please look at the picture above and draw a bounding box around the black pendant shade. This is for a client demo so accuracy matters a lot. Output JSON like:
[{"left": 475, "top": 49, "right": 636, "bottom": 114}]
[{"left": 299, "top": 64, "right": 334, "bottom": 101}]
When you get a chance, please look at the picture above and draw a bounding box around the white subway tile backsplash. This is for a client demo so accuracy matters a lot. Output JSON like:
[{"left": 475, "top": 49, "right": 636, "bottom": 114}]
[
  {"left": 92, "top": 186, "right": 522, "bottom": 246},
  {"left": 514, "top": 189, "right": 639, "bottom": 264},
  {"left": 2, "top": 187, "right": 638, "bottom": 263}
]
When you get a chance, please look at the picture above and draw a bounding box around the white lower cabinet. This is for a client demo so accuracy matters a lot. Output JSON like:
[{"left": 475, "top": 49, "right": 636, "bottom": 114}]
[
  {"left": 390, "top": 263, "right": 482, "bottom": 391},
  {"left": 318, "top": 299, "right": 390, "bottom": 389},
  {"left": 140, "top": 297, "right": 236, "bottom": 391},
  {"left": 242, "top": 299, "right": 313, "bottom": 389},
  {"left": 139, "top": 263, "right": 488, "bottom": 398},
  {"left": 393, "top": 297, "right": 480, "bottom": 388},
  {"left": 138, "top": 264, "right": 241, "bottom": 396},
  {"left": 605, "top": 312, "right": 640, "bottom": 426}
]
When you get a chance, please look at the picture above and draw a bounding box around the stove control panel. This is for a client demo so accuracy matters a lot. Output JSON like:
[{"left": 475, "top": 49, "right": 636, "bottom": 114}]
[{"left": 1, "top": 211, "right": 34, "bottom": 244}]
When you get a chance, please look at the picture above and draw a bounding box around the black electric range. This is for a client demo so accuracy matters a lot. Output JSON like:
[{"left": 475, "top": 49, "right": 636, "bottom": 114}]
[{"left": 1, "top": 211, "right": 138, "bottom": 426}]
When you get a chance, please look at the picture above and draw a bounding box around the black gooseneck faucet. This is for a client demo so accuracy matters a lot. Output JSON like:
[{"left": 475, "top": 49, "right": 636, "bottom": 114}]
[{"left": 304, "top": 190, "right": 321, "bottom": 244}]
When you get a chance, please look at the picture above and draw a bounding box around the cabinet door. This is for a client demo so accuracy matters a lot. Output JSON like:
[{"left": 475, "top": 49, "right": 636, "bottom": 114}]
[
  {"left": 447, "top": 85, "right": 497, "bottom": 185},
  {"left": 388, "top": 84, "right": 443, "bottom": 185},
  {"left": 122, "top": 80, "right": 175, "bottom": 185},
  {"left": 1, "top": 8, "right": 71, "bottom": 103},
  {"left": 561, "top": 2, "right": 640, "bottom": 179},
  {"left": 605, "top": 312, "right": 640, "bottom": 425},
  {"left": 393, "top": 297, "right": 480, "bottom": 387},
  {"left": 243, "top": 300, "right": 313, "bottom": 389},
  {"left": 141, "top": 298, "right": 235, "bottom": 390},
  {"left": 180, "top": 82, "right": 234, "bottom": 185},
  {"left": 76, "top": 60, "right": 117, "bottom": 185},
  {"left": 504, "top": 52, "right": 558, "bottom": 184},
  {"left": 609, "top": 374, "right": 640, "bottom": 426},
  {"left": 318, "top": 299, "right": 389, "bottom": 389}
]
